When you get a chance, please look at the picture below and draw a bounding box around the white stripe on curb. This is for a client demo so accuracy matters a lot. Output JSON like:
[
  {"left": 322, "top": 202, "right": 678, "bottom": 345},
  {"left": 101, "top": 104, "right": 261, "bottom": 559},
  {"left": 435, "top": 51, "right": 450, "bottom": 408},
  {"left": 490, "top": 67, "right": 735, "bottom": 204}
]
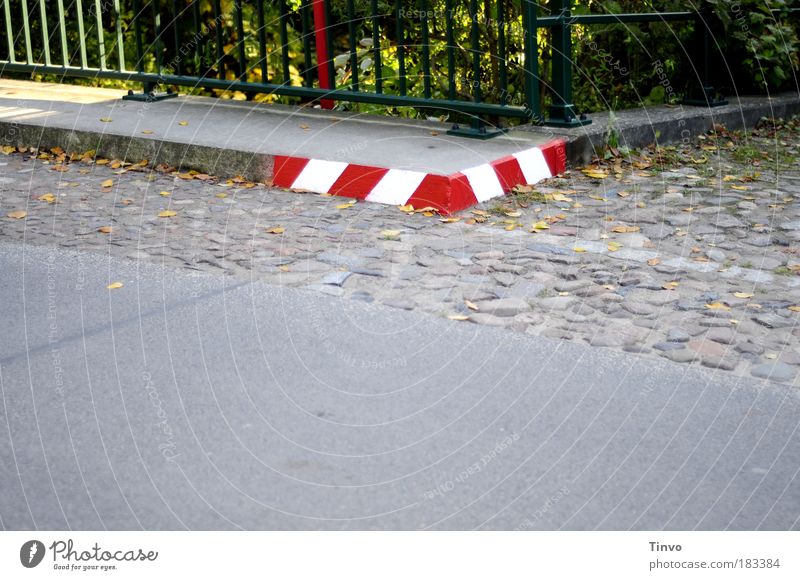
[
  {"left": 462, "top": 164, "right": 504, "bottom": 202},
  {"left": 513, "top": 147, "right": 552, "bottom": 184},
  {"left": 292, "top": 159, "right": 349, "bottom": 192},
  {"left": 365, "top": 169, "right": 428, "bottom": 205}
]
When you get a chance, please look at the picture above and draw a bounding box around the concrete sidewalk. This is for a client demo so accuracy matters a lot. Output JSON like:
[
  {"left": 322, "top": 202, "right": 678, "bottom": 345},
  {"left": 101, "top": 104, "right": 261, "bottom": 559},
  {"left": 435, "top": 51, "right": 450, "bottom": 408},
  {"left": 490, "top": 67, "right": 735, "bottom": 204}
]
[{"left": 0, "top": 79, "right": 554, "bottom": 177}]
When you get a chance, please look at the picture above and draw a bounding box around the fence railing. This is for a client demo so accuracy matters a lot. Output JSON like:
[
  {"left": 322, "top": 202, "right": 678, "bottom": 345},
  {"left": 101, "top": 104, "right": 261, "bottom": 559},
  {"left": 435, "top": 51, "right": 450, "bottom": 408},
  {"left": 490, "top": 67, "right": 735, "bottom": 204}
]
[{"left": 0, "top": 1, "right": 797, "bottom": 133}]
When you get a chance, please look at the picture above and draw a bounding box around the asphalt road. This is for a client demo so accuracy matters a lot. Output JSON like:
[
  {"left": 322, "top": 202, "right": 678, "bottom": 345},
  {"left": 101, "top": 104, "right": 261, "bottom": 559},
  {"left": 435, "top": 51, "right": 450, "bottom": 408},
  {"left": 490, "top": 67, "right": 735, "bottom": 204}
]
[{"left": 0, "top": 241, "right": 798, "bottom": 530}]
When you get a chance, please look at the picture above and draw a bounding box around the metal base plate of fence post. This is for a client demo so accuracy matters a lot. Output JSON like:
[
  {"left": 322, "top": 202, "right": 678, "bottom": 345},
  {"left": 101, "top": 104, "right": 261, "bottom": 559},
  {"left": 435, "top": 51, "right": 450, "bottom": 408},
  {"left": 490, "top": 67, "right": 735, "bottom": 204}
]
[
  {"left": 447, "top": 118, "right": 508, "bottom": 140},
  {"left": 122, "top": 88, "right": 178, "bottom": 103}
]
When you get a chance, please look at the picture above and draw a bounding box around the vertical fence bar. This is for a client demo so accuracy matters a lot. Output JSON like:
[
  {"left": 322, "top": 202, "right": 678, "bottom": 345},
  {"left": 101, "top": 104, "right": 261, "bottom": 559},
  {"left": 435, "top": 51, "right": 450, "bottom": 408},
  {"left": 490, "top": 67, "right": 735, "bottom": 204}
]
[
  {"left": 279, "top": 0, "right": 290, "bottom": 83},
  {"left": 301, "top": 0, "right": 313, "bottom": 87},
  {"left": 212, "top": 0, "right": 223, "bottom": 79},
  {"left": 257, "top": 0, "right": 267, "bottom": 82},
  {"left": 114, "top": 0, "right": 125, "bottom": 70},
  {"left": 681, "top": 5, "right": 727, "bottom": 107},
  {"left": 370, "top": 0, "right": 381, "bottom": 93},
  {"left": 498, "top": 0, "right": 507, "bottom": 105},
  {"left": 522, "top": 0, "right": 540, "bottom": 122},
  {"left": 395, "top": 0, "right": 405, "bottom": 95},
  {"left": 3, "top": 0, "right": 16, "bottom": 63},
  {"left": 469, "top": 0, "right": 480, "bottom": 102},
  {"left": 56, "top": 0, "right": 68, "bottom": 66},
  {"left": 75, "top": 0, "right": 87, "bottom": 68},
  {"left": 193, "top": 0, "right": 203, "bottom": 76},
  {"left": 20, "top": 0, "right": 32, "bottom": 64},
  {"left": 420, "top": 0, "right": 431, "bottom": 98},
  {"left": 38, "top": 0, "right": 51, "bottom": 65},
  {"left": 347, "top": 0, "right": 357, "bottom": 91},
  {"left": 170, "top": 0, "right": 180, "bottom": 74},
  {"left": 445, "top": 0, "right": 454, "bottom": 100},
  {"left": 94, "top": 0, "right": 106, "bottom": 69},
  {"left": 234, "top": 0, "right": 246, "bottom": 79},
  {"left": 133, "top": 0, "right": 143, "bottom": 71}
]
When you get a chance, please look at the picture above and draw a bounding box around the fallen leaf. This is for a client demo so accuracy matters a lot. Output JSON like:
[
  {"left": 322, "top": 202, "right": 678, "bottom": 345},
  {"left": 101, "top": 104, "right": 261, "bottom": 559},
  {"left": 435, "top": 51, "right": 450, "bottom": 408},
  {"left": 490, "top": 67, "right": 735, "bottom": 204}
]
[
  {"left": 663, "top": 281, "right": 679, "bottom": 290},
  {"left": 465, "top": 300, "right": 479, "bottom": 311},
  {"left": 439, "top": 217, "right": 460, "bottom": 223},
  {"left": 100, "top": 117, "right": 113, "bottom": 122},
  {"left": 159, "top": 191, "right": 171, "bottom": 197},
  {"left": 101, "top": 179, "right": 113, "bottom": 188},
  {"left": 617, "top": 191, "right": 630, "bottom": 198},
  {"left": 531, "top": 220, "right": 550, "bottom": 231},
  {"left": 788, "top": 306, "right": 800, "bottom": 312},
  {"left": 38, "top": 193, "right": 56, "bottom": 203},
  {"left": 1, "top": 145, "right": 15, "bottom": 155},
  {"left": 607, "top": 241, "right": 622, "bottom": 252},
  {"left": 215, "top": 193, "right": 227, "bottom": 199},
  {"left": 299, "top": 123, "right": 310, "bottom": 130},
  {"left": 178, "top": 120, "right": 189, "bottom": 126},
  {"left": 279, "top": 265, "right": 290, "bottom": 272},
  {"left": 558, "top": 291, "right": 570, "bottom": 296},
  {"left": 573, "top": 247, "right": 586, "bottom": 253},
  {"left": 380, "top": 229, "right": 401, "bottom": 240},
  {"left": 730, "top": 184, "right": 749, "bottom": 191},
  {"left": 336, "top": 203, "right": 354, "bottom": 209},
  {"left": 7, "top": 210, "right": 27, "bottom": 219},
  {"left": 142, "top": 129, "right": 154, "bottom": 134},
  {"left": 158, "top": 210, "right": 177, "bottom": 217},
  {"left": 97, "top": 226, "right": 113, "bottom": 234},
  {"left": 106, "top": 281, "right": 123, "bottom": 289},
  {"left": 733, "top": 292, "right": 754, "bottom": 299},
  {"left": 399, "top": 204, "right": 415, "bottom": 213},
  {"left": 504, "top": 210, "right": 522, "bottom": 218},
  {"left": 447, "top": 314, "right": 469, "bottom": 321},
  {"left": 705, "top": 302, "right": 730, "bottom": 310},
  {"left": 266, "top": 227, "right": 285, "bottom": 234},
  {"left": 583, "top": 170, "right": 609, "bottom": 179},
  {"left": 611, "top": 225, "right": 640, "bottom": 233},
  {"left": 647, "top": 258, "right": 661, "bottom": 266}
]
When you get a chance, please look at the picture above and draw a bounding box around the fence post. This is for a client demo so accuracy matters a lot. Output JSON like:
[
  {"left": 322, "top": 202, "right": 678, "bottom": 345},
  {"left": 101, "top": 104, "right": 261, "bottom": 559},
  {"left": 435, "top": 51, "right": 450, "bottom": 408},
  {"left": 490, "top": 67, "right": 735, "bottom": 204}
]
[
  {"left": 313, "top": 0, "right": 334, "bottom": 108},
  {"left": 681, "top": 5, "right": 728, "bottom": 107},
  {"left": 522, "top": 0, "right": 541, "bottom": 123},
  {"left": 545, "top": 0, "right": 589, "bottom": 126}
]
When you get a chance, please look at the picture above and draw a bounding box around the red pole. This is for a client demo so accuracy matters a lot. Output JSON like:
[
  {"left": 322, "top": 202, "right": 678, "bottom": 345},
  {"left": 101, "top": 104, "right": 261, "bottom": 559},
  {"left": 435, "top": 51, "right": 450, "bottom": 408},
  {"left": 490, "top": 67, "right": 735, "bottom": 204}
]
[{"left": 312, "top": 0, "right": 334, "bottom": 109}]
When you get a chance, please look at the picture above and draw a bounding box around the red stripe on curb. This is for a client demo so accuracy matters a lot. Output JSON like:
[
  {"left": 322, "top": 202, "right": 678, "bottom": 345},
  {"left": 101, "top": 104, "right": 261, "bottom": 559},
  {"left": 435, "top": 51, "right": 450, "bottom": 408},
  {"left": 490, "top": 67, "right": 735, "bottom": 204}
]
[
  {"left": 272, "top": 156, "right": 310, "bottom": 188},
  {"left": 491, "top": 155, "right": 526, "bottom": 192},
  {"left": 447, "top": 173, "right": 480, "bottom": 214},
  {"left": 540, "top": 139, "right": 567, "bottom": 176},
  {"left": 405, "top": 174, "right": 452, "bottom": 213},
  {"left": 329, "top": 165, "right": 389, "bottom": 199}
]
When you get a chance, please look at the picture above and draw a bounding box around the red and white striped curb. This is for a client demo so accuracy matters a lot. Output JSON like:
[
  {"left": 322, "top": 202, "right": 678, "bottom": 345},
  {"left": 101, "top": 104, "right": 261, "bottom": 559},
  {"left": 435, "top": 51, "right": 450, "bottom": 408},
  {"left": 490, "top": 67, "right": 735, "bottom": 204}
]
[{"left": 272, "top": 138, "right": 566, "bottom": 214}]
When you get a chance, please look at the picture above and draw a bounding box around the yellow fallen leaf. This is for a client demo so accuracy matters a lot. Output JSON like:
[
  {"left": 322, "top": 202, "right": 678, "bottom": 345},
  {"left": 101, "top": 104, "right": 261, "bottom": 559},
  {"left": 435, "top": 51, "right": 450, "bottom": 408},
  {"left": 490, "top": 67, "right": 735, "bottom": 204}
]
[
  {"left": 504, "top": 223, "right": 517, "bottom": 231},
  {"left": 531, "top": 220, "right": 550, "bottom": 231},
  {"left": 447, "top": 314, "right": 469, "bottom": 321},
  {"left": 7, "top": 210, "right": 27, "bottom": 219},
  {"left": 705, "top": 302, "right": 730, "bottom": 310},
  {"left": 733, "top": 292, "right": 754, "bottom": 299},
  {"left": 142, "top": 130, "right": 154, "bottom": 134},
  {"left": 1, "top": 145, "right": 15, "bottom": 155},
  {"left": 178, "top": 120, "right": 188, "bottom": 126},
  {"left": 558, "top": 291, "right": 570, "bottom": 296},
  {"left": 663, "top": 281, "right": 679, "bottom": 290},
  {"left": 399, "top": 204, "right": 415, "bottom": 213},
  {"left": 465, "top": 300, "right": 479, "bottom": 311},
  {"left": 299, "top": 123, "right": 310, "bottom": 130},
  {"left": 583, "top": 170, "right": 609, "bottom": 179},
  {"left": 788, "top": 306, "right": 800, "bottom": 312},
  {"left": 215, "top": 193, "right": 227, "bottom": 199},
  {"left": 722, "top": 175, "right": 736, "bottom": 182},
  {"left": 279, "top": 265, "right": 290, "bottom": 272},
  {"left": 439, "top": 217, "right": 460, "bottom": 223},
  {"left": 573, "top": 247, "right": 586, "bottom": 253},
  {"left": 381, "top": 229, "right": 401, "bottom": 240},
  {"left": 97, "top": 226, "right": 112, "bottom": 234},
  {"left": 160, "top": 191, "right": 171, "bottom": 196},
  {"left": 101, "top": 179, "right": 113, "bottom": 188},
  {"left": 504, "top": 210, "right": 521, "bottom": 218},
  {"left": 607, "top": 241, "right": 622, "bottom": 252},
  {"left": 611, "top": 225, "right": 640, "bottom": 233},
  {"left": 336, "top": 203, "right": 354, "bottom": 209},
  {"left": 730, "top": 185, "right": 749, "bottom": 191},
  {"left": 38, "top": 193, "right": 56, "bottom": 203},
  {"left": 647, "top": 258, "right": 661, "bottom": 266},
  {"left": 266, "top": 227, "right": 285, "bottom": 234},
  {"left": 617, "top": 191, "right": 630, "bottom": 198},
  {"left": 747, "top": 303, "right": 763, "bottom": 310},
  {"left": 106, "top": 282, "right": 123, "bottom": 289},
  {"left": 99, "top": 117, "right": 113, "bottom": 122},
  {"left": 158, "top": 210, "right": 177, "bottom": 218}
]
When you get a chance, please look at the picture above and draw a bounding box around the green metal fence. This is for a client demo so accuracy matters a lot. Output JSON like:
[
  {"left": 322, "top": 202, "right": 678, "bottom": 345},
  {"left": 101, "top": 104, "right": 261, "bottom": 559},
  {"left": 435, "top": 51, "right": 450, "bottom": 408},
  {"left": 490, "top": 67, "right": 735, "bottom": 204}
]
[{"left": 0, "top": 1, "right": 797, "bottom": 133}]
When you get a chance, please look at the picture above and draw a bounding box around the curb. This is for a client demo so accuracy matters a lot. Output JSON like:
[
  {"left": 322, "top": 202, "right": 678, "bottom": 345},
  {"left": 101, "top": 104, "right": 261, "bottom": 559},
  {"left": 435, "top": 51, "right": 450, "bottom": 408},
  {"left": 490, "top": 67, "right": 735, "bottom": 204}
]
[{"left": 272, "top": 139, "right": 566, "bottom": 214}]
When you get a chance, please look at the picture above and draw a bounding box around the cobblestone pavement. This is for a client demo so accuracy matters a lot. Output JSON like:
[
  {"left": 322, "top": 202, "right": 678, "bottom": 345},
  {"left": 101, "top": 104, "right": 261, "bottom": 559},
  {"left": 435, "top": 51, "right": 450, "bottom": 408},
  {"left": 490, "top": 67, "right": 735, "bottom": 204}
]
[{"left": 2, "top": 118, "right": 800, "bottom": 383}]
